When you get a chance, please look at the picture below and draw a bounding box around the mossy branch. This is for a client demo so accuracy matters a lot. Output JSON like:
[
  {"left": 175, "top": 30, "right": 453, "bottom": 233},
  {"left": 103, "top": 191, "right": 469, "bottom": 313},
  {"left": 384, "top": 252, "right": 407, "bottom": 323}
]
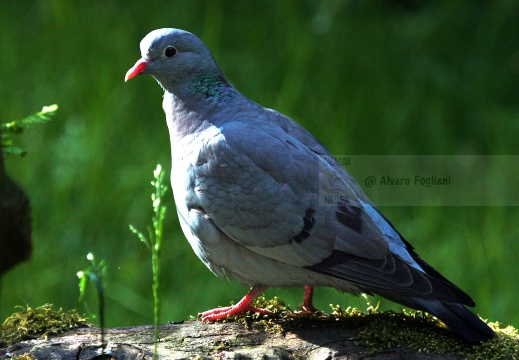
[{"left": 1, "top": 296, "right": 518, "bottom": 359}]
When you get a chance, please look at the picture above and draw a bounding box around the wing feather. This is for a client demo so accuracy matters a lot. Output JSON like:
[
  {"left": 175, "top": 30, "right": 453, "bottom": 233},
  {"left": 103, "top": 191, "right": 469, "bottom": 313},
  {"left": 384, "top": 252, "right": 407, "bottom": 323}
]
[{"left": 187, "top": 110, "right": 473, "bottom": 305}]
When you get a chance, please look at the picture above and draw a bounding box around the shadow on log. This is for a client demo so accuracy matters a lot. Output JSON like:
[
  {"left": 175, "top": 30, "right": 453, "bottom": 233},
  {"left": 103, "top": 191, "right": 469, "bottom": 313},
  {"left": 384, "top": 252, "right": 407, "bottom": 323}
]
[{"left": 0, "top": 320, "right": 466, "bottom": 360}]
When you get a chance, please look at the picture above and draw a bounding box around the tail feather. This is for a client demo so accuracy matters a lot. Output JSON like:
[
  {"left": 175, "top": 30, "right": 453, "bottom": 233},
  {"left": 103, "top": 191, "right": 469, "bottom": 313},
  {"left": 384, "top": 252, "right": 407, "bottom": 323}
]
[{"left": 409, "top": 297, "right": 495, "bottom": 342}]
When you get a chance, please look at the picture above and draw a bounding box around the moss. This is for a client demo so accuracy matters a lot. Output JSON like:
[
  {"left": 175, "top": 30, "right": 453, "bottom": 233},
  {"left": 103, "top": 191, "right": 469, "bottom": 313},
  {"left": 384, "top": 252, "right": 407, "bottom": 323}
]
[
  {"left": 0, "top": 303, "right": 90, "bottom": 345},
  {"left": 215, "top": 294, "right": 519, "bottom": 360},
  {"left": 328, "top": 299, "right": 519, "bottom": 360},
  {"left": 220, "top": 295, "right": 290, "bottom": 335},
  {"left": 7, "top": 355, "right": 36, "bottom": 360},
  {"left": 213, "top": 339, "right": 234, "bottom": 351}
]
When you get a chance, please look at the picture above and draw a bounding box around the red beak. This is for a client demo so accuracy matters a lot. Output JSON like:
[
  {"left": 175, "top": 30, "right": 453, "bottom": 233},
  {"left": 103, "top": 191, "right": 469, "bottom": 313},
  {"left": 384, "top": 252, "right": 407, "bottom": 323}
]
[{"left": 125, "top": 59, "right": 150, "bottom": 82}]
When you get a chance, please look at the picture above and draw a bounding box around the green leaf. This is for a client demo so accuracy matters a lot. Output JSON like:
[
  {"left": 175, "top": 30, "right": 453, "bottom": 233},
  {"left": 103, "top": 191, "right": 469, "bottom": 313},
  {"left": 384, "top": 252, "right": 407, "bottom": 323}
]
[{"left": 1, "top": 104, "right": 58, "bottom": 157}]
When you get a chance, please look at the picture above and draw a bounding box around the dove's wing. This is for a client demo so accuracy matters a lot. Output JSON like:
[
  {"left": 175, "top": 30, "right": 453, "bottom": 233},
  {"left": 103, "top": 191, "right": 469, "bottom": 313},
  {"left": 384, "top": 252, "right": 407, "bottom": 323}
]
[{"left": 186, "top": 113, "right": 472, "bottom": 304}]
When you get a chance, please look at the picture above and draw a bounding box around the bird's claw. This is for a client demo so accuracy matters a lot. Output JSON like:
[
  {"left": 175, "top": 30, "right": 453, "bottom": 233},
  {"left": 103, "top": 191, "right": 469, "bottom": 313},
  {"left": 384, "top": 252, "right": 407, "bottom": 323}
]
[
  {"left": 198, "top": 305, "right": 273, "bottom": 322},
  {"left": 294, "top": 304, "right": 324, "bottom": 317}
]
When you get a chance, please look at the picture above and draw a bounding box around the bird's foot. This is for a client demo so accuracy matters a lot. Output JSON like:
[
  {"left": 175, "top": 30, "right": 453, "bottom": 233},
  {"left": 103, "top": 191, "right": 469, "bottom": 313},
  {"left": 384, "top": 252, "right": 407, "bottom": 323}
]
[
  {"left": 198, "top": 285, "right": 269, "bottom": 322},
  {"left": 294, "top": 303, "right": 324, "bottom": 316},
  {"left": 294, "top": 285, "right": 323, "bottom": 315},
  {"left": 297, "top": 304, "right": 323, "bottom": 314},
  {"left": 199, "top": 304, "right": 272, "bottom": 322}
]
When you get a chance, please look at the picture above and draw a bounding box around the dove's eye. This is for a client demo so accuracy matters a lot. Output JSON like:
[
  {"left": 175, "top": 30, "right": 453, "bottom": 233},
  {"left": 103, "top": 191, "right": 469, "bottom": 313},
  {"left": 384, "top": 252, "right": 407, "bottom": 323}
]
[{"left": 164, "top": 46, "right": 177, "bottom": 58}]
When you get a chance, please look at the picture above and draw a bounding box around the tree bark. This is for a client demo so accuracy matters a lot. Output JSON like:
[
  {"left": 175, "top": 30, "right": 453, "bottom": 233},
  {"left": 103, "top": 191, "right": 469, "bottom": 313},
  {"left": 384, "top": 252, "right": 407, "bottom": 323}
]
[
  {"left": 0, "top": 320, "right": 463, "bottom": 360},
  {"left": 0, "top": 149, "right": 32, "bottom": 277}
]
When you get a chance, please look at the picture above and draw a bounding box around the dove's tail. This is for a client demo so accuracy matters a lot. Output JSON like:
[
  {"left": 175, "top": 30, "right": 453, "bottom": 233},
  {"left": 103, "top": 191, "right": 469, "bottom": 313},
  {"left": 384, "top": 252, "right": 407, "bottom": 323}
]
[{"left": 406, "top": 297, "right": 495, "bottom": 342}]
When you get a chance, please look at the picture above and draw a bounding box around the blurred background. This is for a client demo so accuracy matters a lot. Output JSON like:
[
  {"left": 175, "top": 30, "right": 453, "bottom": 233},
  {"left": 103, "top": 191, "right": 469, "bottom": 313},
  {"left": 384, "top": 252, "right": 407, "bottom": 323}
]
[{"left": 1, "top": 0, "right": 518, "bottom": 329}]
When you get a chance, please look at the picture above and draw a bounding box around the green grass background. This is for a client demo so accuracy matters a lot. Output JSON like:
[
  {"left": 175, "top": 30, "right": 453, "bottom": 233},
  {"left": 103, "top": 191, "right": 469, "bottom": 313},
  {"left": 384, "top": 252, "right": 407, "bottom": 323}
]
[{"left": 1, "top": 0, "right": 518, "bottom": 329}]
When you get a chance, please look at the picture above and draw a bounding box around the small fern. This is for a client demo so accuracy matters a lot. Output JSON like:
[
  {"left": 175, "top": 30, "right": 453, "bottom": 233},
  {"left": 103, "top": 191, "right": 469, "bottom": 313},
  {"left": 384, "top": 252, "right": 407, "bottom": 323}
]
[{"left": 1, "top": 104, "right": 58, "bottom": 157}]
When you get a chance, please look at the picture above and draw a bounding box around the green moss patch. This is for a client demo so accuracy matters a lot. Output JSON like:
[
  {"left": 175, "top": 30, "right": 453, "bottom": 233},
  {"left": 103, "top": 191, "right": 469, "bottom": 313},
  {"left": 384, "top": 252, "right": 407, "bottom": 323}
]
[
  {"left": 216, "top": 294, "right": 519, "bottom": 360},
  {"left": 0, "top": 304, "right": 90, "bottom": 345}
]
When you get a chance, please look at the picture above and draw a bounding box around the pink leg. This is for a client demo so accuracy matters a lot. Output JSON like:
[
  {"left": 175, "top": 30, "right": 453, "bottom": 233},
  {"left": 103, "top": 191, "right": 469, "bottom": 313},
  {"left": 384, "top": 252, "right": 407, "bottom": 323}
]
[
  {"left": 199, "top": 285, "right": 270, "bottom": 322},
  {"left": 302, "top": 285, "right": 320, "bottom": 313}
]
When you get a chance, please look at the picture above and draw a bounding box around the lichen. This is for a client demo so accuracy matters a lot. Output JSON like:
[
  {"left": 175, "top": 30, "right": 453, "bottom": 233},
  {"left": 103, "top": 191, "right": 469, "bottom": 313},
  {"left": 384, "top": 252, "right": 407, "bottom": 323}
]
[
  {"left": 213, "top": 294, "right": 519, "bottom": 359},
  {"left": 214, "top": 339, "right": 233, "bottom": 351},
  {"left": 0, "top": 303, "right": 90, "bottom": 345}
]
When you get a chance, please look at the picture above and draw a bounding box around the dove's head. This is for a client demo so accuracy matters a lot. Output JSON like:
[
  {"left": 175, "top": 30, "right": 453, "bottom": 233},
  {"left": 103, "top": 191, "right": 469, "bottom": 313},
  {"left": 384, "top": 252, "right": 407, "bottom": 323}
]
[{"left": 125, "top": 28, "right": 223, "bottom": 92}]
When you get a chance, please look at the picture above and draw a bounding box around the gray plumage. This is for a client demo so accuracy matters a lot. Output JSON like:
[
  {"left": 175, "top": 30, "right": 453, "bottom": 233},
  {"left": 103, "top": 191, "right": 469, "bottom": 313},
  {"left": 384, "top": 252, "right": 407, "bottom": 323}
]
[{"left": 125, "top": 28, "right": 494, "bottom": 342}]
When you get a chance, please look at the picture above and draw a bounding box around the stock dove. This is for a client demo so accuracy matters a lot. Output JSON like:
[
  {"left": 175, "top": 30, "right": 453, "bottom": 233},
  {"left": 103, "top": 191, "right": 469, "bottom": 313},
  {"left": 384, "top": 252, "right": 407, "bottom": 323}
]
[{"left": 125, "top": 28, "right": 494, "bottom": 342}]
